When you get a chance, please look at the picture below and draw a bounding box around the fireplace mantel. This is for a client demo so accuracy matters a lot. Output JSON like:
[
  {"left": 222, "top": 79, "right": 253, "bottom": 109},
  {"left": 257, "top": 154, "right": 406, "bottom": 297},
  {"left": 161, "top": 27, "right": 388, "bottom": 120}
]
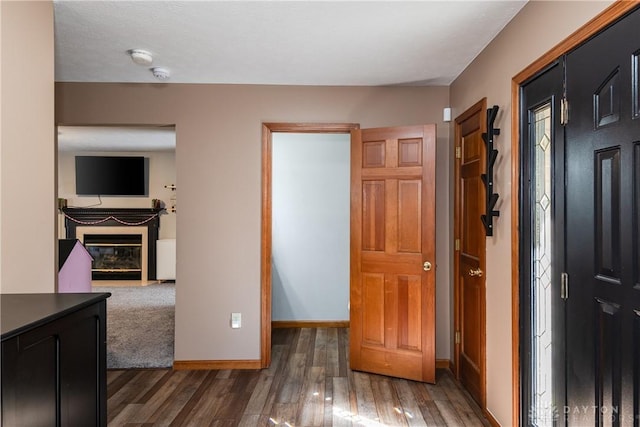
[
  {"left": 62, "top": 208, "right": 163, "bottom": 280},
  {"left": 62, "top": 207, "right": 163, "bottom": 222}
]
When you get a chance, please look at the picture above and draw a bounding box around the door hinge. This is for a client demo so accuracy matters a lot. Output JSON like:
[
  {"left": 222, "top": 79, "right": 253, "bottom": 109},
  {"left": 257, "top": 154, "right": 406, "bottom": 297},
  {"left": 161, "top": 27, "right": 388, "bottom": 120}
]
[
  {"left": 455, "top": 146, "right": 461, "bottom": 159},
  {"left": 561, "top": 272, "right": 569, "bottom": 300},
  {"left": 455, "top": 330, "right": 460, "bottom": 344},
  {"left": 561, "top": 97, "right": 569, "bottom": 125},
  {"left": 455, "top": 238, "right": 460, "bottom": 251}
]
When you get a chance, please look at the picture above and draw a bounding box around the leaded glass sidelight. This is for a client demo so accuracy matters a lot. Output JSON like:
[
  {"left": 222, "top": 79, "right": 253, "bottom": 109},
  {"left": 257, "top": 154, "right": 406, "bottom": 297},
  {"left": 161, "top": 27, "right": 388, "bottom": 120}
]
[{"left": 531, "top": 103, "right": 554, "bottom": 425}]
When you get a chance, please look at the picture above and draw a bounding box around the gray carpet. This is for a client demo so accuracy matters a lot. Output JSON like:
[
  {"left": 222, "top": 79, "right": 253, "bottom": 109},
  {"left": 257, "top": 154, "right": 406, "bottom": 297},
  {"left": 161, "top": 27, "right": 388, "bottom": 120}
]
[{"left": 95, "top": 283, "right": 175, "bottom": 369}]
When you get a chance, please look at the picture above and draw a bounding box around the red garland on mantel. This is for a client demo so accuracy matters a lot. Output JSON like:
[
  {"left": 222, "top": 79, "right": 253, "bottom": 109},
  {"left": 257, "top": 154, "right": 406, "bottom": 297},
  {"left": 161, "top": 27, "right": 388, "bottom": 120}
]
[{"left": 62, "top": 212, "right": 159, "bottom": 227}]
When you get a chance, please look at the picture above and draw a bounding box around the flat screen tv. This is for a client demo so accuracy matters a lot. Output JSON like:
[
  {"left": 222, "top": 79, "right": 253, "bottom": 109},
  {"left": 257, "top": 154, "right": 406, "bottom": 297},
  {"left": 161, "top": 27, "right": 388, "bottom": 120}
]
[{"left": 75, "top": 156, "right": 148, "bottom": 196}]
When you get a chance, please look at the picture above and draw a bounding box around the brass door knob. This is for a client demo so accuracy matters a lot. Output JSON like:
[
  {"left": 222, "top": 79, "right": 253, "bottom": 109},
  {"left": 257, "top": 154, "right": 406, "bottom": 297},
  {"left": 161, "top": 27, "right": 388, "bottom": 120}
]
[
  {"left": 469, "top": 268, "right": 483, "bottom": 277},
  {"left": 423, "top": 261, "right": 432, "bottom": 272}
]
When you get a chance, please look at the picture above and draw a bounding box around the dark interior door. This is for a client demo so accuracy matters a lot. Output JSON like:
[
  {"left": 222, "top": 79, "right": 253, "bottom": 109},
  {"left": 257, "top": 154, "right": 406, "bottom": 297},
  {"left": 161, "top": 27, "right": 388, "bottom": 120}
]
[{"left": 565, "top": 8, "right": 640, "bottom": 424}]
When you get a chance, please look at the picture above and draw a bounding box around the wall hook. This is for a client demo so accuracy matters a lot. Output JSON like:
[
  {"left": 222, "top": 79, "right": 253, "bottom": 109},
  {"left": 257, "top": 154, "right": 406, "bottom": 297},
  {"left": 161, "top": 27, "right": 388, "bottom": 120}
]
[{"left": 480, "top": 105, "right": 500, "bottom": 236}]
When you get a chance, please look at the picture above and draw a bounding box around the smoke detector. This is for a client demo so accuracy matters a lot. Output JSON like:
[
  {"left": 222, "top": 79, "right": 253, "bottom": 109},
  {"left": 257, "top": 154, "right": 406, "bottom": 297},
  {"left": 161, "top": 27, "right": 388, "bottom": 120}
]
[
  {"left": 151, "top": 67, "right": 170, "bottom": 80},
  {"left": 128, "top": 49, "right": 153, "bottom": 66}
]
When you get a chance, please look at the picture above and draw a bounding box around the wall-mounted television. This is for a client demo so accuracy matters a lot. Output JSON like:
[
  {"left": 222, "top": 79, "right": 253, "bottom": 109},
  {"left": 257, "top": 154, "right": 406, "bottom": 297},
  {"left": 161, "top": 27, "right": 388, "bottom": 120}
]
[{"left": 75, "top": 156, "right": 148, "bottom": 196}]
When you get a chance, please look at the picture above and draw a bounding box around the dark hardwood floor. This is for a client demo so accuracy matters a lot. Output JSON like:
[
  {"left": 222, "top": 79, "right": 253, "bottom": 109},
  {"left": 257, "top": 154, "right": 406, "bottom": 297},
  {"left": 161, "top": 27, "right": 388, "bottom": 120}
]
[{"left": 107, "top": 328, "right": 489, "bottom": 426}]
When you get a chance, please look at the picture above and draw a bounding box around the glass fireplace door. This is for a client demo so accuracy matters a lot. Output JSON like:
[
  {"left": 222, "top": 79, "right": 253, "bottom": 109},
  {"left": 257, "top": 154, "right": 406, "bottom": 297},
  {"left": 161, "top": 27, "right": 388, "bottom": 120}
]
[{"left": 84, "top": 234, "right": 143, "bottom": 280}]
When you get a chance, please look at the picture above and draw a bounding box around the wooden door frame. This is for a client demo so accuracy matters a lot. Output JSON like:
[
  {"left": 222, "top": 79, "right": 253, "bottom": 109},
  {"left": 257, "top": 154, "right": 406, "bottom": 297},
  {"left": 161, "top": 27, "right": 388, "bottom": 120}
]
[
  {"left": 510, "top": 2, "right": 639, "bottom": 425},
  {"left": 453, "top": 98, "right": 487, "bottom": 408},
  {"left": 260, "top": 122, "right": 360, "bottom": 367}
]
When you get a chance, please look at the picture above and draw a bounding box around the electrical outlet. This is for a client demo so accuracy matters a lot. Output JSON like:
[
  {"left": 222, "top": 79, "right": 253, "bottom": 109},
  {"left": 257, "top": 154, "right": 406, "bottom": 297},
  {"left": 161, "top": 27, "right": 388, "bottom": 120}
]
[{"left": 231, "top": 312, "right": 241, "bottom": 329}]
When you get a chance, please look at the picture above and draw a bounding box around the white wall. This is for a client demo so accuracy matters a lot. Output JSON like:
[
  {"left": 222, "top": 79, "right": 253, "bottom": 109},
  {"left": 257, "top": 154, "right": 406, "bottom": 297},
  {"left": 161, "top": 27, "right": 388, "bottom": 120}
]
[
  {"left": 271, "top": 133, "right": 350, "bottom": 321},
  {"left": 0, "top": 1, "right": 55, "bottom": 293},
  {"left": 57, "top": 150, "right": 177, "bottom": 239}
]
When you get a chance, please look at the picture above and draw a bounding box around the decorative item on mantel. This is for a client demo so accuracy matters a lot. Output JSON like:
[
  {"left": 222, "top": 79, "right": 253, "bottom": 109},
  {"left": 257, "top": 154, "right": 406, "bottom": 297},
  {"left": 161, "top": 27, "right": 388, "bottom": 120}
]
[
  {"left": 164, "top": 184, "right": 177, "bottom": 213},
  {"left": 480, "top": 105, "right": 501, "bottom": 236},
  {"left": 57, "top": 197, "right": 67, "bottom": 210},
  {"left": 151, "top": 198, "right": 164, "bottom": 210},
  {"left": 61, "top": 207, "right": 164, "bottom": 227}
]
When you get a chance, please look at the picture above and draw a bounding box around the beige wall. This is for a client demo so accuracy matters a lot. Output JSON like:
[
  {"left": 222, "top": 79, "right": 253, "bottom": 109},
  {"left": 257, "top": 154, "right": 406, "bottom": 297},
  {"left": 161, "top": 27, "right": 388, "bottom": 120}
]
[
  {"left": 450, "top": 0, "right": 614, "bottom": 424},
  {"left": 1, "top": 1, "right": 55, "bottom": 293},
  {"left": 8, "top": 1, "right": 617, "bottom": 420},
  {"left": 56, "top": 83, "right": 452, "bottom": 361}
]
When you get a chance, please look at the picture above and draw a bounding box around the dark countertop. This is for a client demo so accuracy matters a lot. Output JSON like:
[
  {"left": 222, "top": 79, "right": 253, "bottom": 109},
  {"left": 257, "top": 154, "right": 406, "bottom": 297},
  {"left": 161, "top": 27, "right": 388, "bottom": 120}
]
[{"left": 1, "top": 293, "right": 110, "bottom": 341}]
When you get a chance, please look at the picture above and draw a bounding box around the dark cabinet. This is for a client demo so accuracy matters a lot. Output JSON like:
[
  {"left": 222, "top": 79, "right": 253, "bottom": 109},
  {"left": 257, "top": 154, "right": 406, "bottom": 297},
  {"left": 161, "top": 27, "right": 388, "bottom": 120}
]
[{"left": 1, "top": 293, "right": 110, "bottom": 426}]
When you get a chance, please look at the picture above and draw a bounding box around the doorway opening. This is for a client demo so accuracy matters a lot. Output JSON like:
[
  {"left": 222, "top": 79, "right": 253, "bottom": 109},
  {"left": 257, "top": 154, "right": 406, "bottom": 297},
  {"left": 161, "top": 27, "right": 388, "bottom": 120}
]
[
  {"left": 56, "top": 124, "right": 177, "bottom": 369},
  {"left": 271, "top": 132, "right": 351, "bottom": 325},
  {"left": 260, "top": 123, "right": 359, "bottom": 367}
]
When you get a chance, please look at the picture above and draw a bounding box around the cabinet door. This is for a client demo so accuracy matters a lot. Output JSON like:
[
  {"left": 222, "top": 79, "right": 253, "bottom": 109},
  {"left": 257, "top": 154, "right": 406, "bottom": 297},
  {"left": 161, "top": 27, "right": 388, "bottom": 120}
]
[
  {"left": 2, "top": 333, "right": 59, "bottom": 426},
  {"left": 1, "top": 301, "right": 107, "bottom": 427},
  {"left": 59, "top": 302, "right": 106, "bottom": 426}
]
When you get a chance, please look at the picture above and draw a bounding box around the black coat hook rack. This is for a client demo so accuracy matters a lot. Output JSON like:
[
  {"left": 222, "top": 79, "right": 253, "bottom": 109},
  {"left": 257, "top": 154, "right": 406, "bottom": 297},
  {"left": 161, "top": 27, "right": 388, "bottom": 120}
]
[{"left": 480, "top": 105, "right": 500, "bottom": 236}]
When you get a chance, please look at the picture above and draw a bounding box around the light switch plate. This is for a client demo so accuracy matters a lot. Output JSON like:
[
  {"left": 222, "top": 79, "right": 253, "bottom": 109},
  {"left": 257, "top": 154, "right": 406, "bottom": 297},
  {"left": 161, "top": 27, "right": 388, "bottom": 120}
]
[{"left": 231, "top": 312, "right": 241, "bottom": 329}]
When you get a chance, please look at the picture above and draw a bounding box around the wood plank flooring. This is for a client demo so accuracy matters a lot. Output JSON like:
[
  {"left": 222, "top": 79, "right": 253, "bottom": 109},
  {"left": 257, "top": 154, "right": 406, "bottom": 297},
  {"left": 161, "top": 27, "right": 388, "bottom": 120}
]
[{"left": 107, "top": 328, "right": 489, "bottom": 426}]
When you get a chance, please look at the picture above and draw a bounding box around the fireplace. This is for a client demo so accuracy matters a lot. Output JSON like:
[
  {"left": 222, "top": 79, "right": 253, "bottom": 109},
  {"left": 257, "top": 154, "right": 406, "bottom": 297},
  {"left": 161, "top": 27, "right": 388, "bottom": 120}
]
[
  {"left": 62, "top": 208, "right": 161, "bottom": 280},
  {"left": 75, "top": 226, "right": 149, "bottom": 281},
  {"left": 83, "top": 234, "right": 143, "bottom": 280}
]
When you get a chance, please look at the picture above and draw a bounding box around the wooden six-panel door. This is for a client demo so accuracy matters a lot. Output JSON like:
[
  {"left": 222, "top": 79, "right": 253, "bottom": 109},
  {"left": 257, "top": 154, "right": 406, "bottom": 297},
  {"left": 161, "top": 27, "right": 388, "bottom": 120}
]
[
  {"left": 454, "top": 100, "right": 486, "bottom": 407},
  {"left": 350, "top": 125, "right": 436, "bottom": 383}
]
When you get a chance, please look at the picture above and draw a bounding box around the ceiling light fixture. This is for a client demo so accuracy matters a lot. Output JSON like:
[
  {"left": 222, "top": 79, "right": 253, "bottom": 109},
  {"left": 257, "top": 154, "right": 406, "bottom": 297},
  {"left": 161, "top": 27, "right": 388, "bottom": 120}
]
[
  {"left": 128, "top": 49, "right": 153, "bottom": 66},
  {"left": 151, "top": 67, "right": 170, "bottom": 80}
]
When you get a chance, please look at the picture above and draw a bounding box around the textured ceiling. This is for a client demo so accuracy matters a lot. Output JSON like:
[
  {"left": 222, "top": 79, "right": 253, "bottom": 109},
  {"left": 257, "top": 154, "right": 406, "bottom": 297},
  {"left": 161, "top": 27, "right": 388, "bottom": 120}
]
[{"left": 53, "top": 0, "right": 528, "bottom": 87}]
